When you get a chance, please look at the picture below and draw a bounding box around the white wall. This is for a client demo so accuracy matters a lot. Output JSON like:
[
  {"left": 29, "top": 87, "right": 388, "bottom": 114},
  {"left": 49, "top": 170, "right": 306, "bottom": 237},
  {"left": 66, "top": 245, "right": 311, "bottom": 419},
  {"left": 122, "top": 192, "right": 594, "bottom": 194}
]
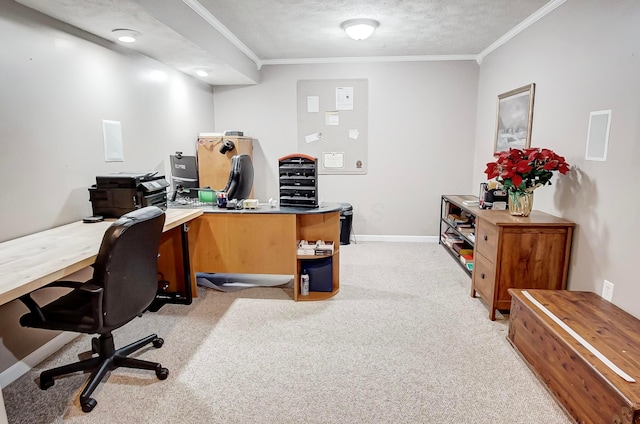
[
  {"left": 213, "top": 61, "right": 479, "bottom": 237},
  {"left": 472, "top": 0, "right": 640, "bottom": 316},
  {"left": 0, "top": 1, "right": 215, "bottom": 243},
  {"left": 0, "top": 1, "right": 215, "bottom": 374}
]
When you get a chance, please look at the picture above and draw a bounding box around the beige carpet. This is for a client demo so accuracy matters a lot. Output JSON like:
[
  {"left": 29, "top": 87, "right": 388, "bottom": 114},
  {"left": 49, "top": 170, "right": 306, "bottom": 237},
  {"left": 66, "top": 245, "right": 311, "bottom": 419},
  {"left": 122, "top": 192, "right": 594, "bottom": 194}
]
[{"left": 3, "top": 242, "right": 572, "bottom": 423}]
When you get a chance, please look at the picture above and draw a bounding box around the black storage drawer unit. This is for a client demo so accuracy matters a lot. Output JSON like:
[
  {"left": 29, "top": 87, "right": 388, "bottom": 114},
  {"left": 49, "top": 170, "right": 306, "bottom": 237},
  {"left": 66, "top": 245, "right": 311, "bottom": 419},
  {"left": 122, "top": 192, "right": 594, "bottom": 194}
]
[{"left": 279, "top": 154, "right": 318, "bottom": 208}]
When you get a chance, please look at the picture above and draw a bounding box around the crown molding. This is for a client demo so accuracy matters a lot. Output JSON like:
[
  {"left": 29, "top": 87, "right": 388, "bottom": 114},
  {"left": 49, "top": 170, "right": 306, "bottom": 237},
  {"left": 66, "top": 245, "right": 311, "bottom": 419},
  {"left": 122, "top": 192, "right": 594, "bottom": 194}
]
[
  {"left": 476, "top": 0, "right": 567, "bottom": 64},
  {"left": 261, "top": 54, "right": 477, "bottom": 67}
]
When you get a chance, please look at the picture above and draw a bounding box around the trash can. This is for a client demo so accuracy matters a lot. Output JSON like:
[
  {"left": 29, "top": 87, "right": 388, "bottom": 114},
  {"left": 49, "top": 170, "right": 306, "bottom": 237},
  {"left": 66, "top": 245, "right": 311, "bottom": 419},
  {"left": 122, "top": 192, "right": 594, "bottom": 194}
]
[{"left": 339, "top": 203, "right": 353, "bottom": 245}]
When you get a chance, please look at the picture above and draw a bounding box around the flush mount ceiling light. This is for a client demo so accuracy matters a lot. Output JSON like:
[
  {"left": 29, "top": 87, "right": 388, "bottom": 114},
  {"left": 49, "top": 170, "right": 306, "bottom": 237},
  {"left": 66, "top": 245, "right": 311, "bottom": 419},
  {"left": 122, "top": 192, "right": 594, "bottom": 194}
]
[
  {"left": 111, "top": 29, "right": 140, "bottom": 43},
  {"left": 195, "top": 70, "right": 209, "bottom": 77},
  {"left": 341, "top": 19, "right": 379, "bottom": 40}
]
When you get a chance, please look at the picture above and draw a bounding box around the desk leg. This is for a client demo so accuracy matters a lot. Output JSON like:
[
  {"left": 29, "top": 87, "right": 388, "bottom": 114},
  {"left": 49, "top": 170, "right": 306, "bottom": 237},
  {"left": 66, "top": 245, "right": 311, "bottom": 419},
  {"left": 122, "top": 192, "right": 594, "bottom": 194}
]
[
  {"left": 149, "top": 222, "right": 193, "bottom": 311},
  {"left": 179, "top": 222, "right": 193, "bottom": 304},
  {"left": 0, "top": 387, "right": 8, "bottom": 424}
]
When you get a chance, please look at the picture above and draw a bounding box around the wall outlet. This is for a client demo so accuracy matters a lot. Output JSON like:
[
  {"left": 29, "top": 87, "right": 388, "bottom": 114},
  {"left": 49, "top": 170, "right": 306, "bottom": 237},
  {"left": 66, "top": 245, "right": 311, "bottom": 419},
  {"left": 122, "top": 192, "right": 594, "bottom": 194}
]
[{"left": 602, "top": 279, "right": 614, "bottom": 302}]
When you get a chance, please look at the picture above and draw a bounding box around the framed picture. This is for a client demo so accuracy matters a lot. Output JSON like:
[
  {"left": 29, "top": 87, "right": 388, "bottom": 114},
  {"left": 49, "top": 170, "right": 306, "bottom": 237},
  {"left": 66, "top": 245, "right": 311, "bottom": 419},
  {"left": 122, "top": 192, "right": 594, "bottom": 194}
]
[{"left": 494, "top": 83, "right": 535, "bottom": 154}]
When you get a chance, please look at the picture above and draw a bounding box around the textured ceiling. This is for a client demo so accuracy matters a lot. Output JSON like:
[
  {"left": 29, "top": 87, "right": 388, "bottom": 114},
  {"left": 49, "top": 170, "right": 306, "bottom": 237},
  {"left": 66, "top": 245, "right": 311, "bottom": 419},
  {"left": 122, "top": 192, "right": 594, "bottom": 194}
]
[
  {"left": 13, "top": 0, "right": 555, "bottom": 84},
  {"left": 203, "top": 0, "right": 550, "bottom": 59}
]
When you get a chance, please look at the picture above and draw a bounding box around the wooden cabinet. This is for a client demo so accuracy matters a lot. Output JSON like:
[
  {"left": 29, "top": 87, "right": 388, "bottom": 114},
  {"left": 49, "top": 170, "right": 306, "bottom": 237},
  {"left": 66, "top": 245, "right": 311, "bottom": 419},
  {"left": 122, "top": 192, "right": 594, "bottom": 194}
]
[
  {"left": 186, "top": 206, "right": 341, "bottom": 302},
  {"left": 472, "top": 209, "right": 574, "bottom": 320},
  {"left": 196, "top": 134, "right": 253, "bottom": 193},
  {"left": 441, "top": 195, "right": 574, "bottom": 320},
  {"left": 295, "top": 212, "right": 340, "bottom": 301}
]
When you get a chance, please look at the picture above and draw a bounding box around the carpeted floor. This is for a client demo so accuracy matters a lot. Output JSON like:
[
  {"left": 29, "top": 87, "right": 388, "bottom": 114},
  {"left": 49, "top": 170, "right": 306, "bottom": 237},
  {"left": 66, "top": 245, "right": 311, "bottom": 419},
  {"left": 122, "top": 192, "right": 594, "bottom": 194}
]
[{"left": 3, "top": 242, "right": 572, "bottom": 423}]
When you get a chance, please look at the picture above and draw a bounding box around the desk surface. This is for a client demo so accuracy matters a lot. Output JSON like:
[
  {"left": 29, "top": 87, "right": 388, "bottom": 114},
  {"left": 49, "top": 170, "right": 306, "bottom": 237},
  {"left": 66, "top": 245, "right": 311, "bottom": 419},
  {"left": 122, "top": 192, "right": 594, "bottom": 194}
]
[
  {"left": 0, "top": 208, "right": 202, "bottom": 307},
  {"left": 169, "top": 201, "right": 342, "bottom": 215}
]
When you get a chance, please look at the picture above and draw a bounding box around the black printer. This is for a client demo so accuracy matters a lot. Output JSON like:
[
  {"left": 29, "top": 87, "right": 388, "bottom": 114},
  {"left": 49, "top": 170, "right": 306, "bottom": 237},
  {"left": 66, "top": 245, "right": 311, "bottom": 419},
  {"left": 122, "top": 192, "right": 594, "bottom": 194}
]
[{"left": 89, "top": 172, "right": 169, "bottom": 218}]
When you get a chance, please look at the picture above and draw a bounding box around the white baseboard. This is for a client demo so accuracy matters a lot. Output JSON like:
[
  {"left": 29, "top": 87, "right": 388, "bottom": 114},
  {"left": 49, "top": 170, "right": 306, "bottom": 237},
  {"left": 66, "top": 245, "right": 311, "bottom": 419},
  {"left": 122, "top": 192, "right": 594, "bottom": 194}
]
[
  {"left": 353, "top": 235, "right": 438, "bottom": 243},
  {"left": 0, "top": 332, "right": 78, "bottom": 389}
]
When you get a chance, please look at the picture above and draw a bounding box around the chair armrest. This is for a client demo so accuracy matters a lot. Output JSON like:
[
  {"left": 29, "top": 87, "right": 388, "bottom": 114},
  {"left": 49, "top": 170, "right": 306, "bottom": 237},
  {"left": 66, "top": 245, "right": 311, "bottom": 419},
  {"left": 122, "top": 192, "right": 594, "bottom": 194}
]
[
  {"left": 19, "top": 280, "right": 88, "bottom": 323},
  {"left": 19, "top": 281, "right": 104, "bottom": 326},
  {"left": 45, "top": 280, "right": 85, "bottom": 289},
  {"left": 77, "top": 281, "right": 103, "bottom": 294},
  {"left": 79, "top": 282, "right": 104, "bottom": 328},
  {"left": 18, "top": 294, "right": 46, "bottom": 323}
]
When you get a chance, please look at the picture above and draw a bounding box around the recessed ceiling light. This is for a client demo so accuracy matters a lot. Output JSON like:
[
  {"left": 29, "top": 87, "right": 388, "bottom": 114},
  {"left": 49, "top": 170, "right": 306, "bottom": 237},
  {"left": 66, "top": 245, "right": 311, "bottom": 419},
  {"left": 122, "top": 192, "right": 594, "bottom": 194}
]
[
  {"left": 112, "top": 29, "right": 140, "bottom": 43},
  {"left": 196, "top": 70, "right": 209, "bottom": 77},
  {"left": 341, "top": 19, "right": 379, "bottom": 41}
]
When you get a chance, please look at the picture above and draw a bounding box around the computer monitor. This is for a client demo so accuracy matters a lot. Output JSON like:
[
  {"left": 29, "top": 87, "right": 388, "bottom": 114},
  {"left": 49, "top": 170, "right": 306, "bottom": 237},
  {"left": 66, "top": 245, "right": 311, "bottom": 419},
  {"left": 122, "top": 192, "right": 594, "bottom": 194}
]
[{"left": 169, "top": 154, "right": 199, "bottom": 192}]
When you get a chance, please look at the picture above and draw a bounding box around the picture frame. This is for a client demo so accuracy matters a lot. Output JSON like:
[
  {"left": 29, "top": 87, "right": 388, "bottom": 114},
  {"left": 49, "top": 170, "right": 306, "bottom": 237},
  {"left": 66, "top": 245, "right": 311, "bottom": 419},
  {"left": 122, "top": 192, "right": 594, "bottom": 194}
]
[{"left": 494, "top": 83, "right": 535, "bottom": 154}]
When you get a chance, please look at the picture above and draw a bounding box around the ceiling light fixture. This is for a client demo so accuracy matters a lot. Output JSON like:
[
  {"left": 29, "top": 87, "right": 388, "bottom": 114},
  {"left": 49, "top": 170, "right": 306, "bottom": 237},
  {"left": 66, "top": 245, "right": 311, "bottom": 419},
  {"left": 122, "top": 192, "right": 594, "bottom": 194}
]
[
  {"left": 112, "top": 29, "right": 140, "bottom": 43},
  {"left": 196, "top": 70, "right": 209, "bottom": 77},
  {"left": 341, "top": 19, "right": 379, "bottom": 41}
]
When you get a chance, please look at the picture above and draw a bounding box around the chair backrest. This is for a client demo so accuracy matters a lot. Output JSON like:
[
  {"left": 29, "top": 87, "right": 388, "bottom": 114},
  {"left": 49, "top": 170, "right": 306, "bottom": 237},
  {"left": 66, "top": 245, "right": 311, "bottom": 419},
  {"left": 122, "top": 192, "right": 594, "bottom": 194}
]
[
  {"left": 93, "top": 206, "right": 165, "bottom": 329},
  {"left": 224, "top": 154, "right": 254, "bottom": 200}
]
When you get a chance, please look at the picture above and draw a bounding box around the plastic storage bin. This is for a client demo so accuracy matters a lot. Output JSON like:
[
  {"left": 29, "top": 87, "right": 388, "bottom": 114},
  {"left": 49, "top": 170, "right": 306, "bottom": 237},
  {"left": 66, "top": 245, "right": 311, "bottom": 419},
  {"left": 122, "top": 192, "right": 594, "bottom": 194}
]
[{"left": 302, "top": 257, "right": 333, "bottom": 292}]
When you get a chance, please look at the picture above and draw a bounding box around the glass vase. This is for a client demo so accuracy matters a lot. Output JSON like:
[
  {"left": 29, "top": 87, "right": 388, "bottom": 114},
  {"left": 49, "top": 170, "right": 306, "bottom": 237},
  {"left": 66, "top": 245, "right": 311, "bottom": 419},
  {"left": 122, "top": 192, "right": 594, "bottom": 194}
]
[{"left": 508, "top": 190, "right": 534, "bottom": 217}]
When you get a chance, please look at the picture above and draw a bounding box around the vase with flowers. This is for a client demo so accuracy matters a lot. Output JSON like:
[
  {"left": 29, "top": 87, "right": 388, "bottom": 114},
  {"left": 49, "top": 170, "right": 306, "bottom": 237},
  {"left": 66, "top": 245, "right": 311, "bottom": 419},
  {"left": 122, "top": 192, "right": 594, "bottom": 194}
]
[{"left": 484, "top": 148, "right": 570, "bottom": 216}]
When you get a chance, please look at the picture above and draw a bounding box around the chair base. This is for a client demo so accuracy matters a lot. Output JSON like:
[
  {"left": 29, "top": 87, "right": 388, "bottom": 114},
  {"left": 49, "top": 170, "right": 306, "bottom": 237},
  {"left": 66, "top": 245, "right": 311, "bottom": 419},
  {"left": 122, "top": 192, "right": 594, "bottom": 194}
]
[{"left": 39, "top": 332, "right": 168, "bottom": 413}]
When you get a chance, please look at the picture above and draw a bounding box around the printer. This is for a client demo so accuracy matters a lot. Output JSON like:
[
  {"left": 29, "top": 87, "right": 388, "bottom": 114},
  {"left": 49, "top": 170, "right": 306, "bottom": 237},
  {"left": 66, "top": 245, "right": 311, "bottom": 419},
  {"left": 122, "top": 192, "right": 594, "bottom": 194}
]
[{"left": 89, "top": 172, "right": 169, "bottom": 218}]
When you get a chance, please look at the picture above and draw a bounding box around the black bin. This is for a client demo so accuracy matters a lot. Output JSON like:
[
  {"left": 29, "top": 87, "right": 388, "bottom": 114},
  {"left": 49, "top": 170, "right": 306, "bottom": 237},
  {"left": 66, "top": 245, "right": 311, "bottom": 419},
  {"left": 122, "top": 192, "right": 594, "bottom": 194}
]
[
  {"left": 339, "top": 202, "right": 353, "bottom": 245},
  {"left": 303, "top": 257, "right": 333, "bottom": 292}
]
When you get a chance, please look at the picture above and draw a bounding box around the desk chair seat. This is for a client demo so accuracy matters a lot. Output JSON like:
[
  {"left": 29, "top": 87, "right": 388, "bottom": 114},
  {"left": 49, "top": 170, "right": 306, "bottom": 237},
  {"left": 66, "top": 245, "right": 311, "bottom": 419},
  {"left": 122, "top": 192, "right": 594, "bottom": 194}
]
[{"left": 19, "top": 206, "right": 168, "bottom": 413}]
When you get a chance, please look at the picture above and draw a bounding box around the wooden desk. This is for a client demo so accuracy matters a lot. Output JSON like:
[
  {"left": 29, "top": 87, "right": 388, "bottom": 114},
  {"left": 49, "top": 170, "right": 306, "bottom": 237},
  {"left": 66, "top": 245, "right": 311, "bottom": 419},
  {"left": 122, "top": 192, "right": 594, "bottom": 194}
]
[
  {"left": 0, "top": 208, "right": 202, "bottom": 424},
  {"left": 183, "top": 203, "right": 341, "bottom": 301},
  {"left": 0, "top": 208, "right": 202, "bottom": 307}
]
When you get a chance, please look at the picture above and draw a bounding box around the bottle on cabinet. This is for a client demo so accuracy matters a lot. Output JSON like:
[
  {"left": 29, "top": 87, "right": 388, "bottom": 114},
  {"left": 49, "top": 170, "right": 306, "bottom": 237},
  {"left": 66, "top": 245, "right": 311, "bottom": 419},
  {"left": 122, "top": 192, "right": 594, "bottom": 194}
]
[{"left": 300, "top": 269, "right": 310, "bottom": 296}]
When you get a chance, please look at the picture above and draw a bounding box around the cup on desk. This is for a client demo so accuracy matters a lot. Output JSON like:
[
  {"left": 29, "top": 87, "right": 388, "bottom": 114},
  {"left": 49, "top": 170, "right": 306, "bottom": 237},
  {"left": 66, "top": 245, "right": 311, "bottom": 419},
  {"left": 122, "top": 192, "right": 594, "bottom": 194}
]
[
  {"left": 216, "top": 191, "right": 227, "bottom": 208},
  {"left": 198, "top": 189, "right": 215, "bottom": 203}
]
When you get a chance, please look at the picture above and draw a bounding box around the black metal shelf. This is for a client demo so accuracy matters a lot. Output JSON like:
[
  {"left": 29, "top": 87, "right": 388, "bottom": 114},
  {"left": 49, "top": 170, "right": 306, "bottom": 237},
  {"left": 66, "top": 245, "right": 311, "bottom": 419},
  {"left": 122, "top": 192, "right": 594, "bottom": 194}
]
[{"left": 439, "top": 195, "right": 477, "bottom": 277}]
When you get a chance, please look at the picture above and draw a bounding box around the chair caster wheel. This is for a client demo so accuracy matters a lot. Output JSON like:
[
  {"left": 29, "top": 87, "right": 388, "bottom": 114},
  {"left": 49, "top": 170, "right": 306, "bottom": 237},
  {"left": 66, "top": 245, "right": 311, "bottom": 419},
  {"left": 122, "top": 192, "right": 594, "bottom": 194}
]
[
  {"left": 39, "top": 376, "right": 54, "bottom": 390},
  {"left": 152, "top": 337, "right": 164, "bottom": 348},
  {"left": 81, "top": 398, "right": 97, "bottom": 413},
  {"left": 156, "top": 367, "right": 169, "bottom": 380}
]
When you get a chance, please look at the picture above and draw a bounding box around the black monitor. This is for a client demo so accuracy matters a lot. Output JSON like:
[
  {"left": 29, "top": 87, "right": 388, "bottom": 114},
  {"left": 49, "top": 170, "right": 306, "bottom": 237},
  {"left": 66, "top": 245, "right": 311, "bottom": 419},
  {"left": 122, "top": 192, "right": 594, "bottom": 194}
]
[{"left": 169, "top": 154, "right": 198, "bottom": 192}]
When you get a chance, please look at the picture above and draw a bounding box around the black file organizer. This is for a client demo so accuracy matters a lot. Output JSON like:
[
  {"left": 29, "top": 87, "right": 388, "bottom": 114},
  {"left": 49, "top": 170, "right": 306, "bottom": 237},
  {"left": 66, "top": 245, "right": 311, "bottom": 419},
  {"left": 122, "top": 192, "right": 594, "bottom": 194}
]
[{"left": 279, "top": 154, "right": 318, "bottom": 208}]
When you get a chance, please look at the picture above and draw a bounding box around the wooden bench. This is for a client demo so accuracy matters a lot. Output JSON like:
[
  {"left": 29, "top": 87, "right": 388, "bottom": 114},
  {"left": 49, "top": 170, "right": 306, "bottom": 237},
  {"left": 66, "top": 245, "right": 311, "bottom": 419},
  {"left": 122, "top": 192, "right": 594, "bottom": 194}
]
[{"left": 508, "top": 289, "right": 640, "bottom": 424}]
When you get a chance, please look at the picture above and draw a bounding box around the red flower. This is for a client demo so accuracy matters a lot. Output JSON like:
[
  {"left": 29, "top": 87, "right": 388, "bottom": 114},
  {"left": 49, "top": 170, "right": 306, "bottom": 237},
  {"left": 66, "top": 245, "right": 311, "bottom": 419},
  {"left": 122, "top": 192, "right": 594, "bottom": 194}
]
[{"left": 484, "top": 147, "right": 570, "bottom": 193}]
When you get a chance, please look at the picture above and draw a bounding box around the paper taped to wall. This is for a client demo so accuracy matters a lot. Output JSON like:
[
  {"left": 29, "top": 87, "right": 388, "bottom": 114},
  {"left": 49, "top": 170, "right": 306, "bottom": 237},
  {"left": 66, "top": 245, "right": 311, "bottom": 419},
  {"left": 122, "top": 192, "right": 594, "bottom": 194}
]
[
  {"left": 323, "top": 152, "right": 344, "bottom": 168},
  {"left": 305, "top": 132, "right": 323, "bottom": 143}
]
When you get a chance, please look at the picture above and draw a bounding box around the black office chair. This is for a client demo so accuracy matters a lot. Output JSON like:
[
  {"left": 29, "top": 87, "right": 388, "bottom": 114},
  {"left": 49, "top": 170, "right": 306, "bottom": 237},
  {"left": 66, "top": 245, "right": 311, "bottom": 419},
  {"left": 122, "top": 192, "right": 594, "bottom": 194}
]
[
  {"left": 19, "top": 206, "right": 168, "bottom": 413},
  {"left": 221, "top": 153, "right": 254, "bottom": 200}
]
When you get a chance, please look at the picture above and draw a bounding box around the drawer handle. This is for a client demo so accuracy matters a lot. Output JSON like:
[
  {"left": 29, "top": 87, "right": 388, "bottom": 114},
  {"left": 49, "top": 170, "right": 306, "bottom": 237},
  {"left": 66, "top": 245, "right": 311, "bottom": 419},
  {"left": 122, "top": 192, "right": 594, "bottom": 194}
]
[
  {"left": 483, "top": 235, "right": 488, "bottom": 241},
  {"left": 480, "top": 273, "right": 485, "bottom": 279}
]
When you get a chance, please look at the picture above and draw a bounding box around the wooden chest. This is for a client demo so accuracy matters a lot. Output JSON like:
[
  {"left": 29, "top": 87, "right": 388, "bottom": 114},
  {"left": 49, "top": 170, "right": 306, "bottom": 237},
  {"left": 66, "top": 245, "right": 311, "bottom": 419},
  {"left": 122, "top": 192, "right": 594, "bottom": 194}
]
[{"left": 508, "top": 289, "right": 640, "bottom": 424}]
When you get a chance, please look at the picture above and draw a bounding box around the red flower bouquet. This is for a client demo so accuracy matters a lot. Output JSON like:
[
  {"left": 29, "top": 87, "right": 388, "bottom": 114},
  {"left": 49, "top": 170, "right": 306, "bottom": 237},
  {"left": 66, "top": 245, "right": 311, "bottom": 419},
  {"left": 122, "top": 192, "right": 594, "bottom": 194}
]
[{"left": 484, "top": 148, "right": 570, "bottom": 194}]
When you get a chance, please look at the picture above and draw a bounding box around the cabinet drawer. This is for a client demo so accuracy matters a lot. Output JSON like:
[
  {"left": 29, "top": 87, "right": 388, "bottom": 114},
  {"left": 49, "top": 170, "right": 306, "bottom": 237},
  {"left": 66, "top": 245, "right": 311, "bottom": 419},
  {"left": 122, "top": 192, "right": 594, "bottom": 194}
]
[
  {"left": 473, "top": 253, "right": 496, "bottom": 302},
  {"left": 475, "top": 219, "right": 498, "bottom": 262}
]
